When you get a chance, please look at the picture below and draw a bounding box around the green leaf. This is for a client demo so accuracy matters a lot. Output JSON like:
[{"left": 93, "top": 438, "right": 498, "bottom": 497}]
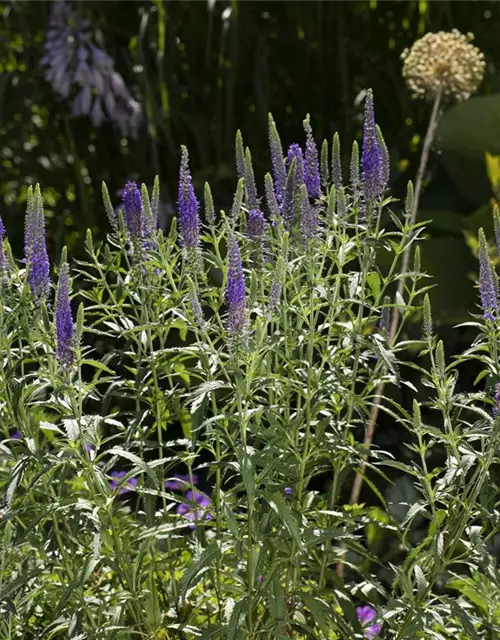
[
  {"left": 263, "top": 491, "right": 303, "bottom": 550},
  {"left": 179, "top": 542, "right": 220, "bottom": 604}
]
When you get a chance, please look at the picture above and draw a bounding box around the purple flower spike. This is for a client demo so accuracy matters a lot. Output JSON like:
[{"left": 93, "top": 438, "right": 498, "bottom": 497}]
[
  {"left": 478, "top": 229, "right": 497, "bottom": 320},
  {"left": 362, "top": 89, "right": 384, "bottom": 202},
  {"left": 55, "top": 261, "right": 75, "bottom": 367},
  {"left": 122, "top": 181, "right": 143, "bottom": 239},
  {"left": 356, "top": 605, "right": 382, "bottom": 639},
  {"left": 268, "top": 114, "right": 286, "bottom": 205},
  {"left": 177, "top": 146, "right": 200, "bottom": 249},
  {"left": 286, "top": 144, "right": 304, "bottom": 188},
  {"left": 109, "top": 471, "right": 138, "bottom": 494},
  {"left": 165, "top": 473, "right": 199, "bottom": 491},
  {"left": 247, "top": 208, "right": 265, "bottom": 242},
  {"left": 494, "top": 383, "right": 500, "bottom": 418},
  {"left": 227, "top": 235, "right": 247, "bottom": 336},
  {"left": 25, "top": 185, "right": 50, "bottom": 302},
  {"left": 177, "top": 490, "right": 213, "bottom": 528},
  {"left": 303, "top": 116, "right": 320, "bottom": 199},
  {"left": 0, "top": 213, "right": 6, "bottom": 275}
]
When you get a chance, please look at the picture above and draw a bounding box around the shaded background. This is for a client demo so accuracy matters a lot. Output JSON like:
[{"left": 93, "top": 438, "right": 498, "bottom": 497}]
[{"left": 1, "top": 0, "right": 500, "bottom": 324}]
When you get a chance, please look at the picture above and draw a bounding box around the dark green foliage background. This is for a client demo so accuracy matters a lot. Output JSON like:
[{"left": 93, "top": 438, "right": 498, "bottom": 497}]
[{"left": 1, "top": 1, "right": 500, "bottom": 326}]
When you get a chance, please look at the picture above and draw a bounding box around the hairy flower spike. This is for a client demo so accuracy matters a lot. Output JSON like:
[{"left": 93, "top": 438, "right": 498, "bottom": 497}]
[
  {"left": 493, "top": 204, "right": 500, "bottom": 259},
  {"left": 350, "top": 140, "right": 360, "bottom": 190},
  {"left": 235, "top": 130, "right": 245, "bottom": 180},
  {"left": 332, "top": 132, "right": 343, "bottom": 188},
  {"left": 55, "top": 259, "right": 75, "bottom": 367},
  {"left": 423, "top": 293, "right": 433, "bottom": 339},
  {"left": 405, "top": 181, "right": 414, "bottom": 221},
  {"left": 336, "top": 187, "right": 347, "bottom": 219},
  {"left": 231, "top": 178, "right": 245, "bottom": 221},
  {"left": 362, "top": 89, "right": 384, "bottom": 202},
  {"left": 303, "top": 115, "right": 320, "bottom": 199},
  {"left": 247, "top": 209, "right": 265, "bottom": 243},
  {"left": 478, "top": 228, "right": 497, "bottom": 320},
  {"left": 204, "top": 182, "right": 215, "bottom": 227},
  {"left": 320, "top": 139, "right": 329, "bottom": 189},
  {"left": 264, "top": 172, "right": 280, "bottom": 225},
  {"left": 0, "top": 213, "right": 6, "bottom": 277},
  {"left": 122, "top": 181, "right": 143, "bottom": 239},
  {"left": 244, "top": 148, "right": 259, "bottom": 210},
  {"left": 101, "top": 181, "right": 116, "bottom": 228},
  {"left": 402, "top": 30, "right": 485, "bottom": 102},
  {"left": 376, "top": 125, "right": 390, "bottom": 190},
  {"left": 226, "top": 235, "right": 247, "bottom": 335},
  {"left": 177, "top": 146, "right": 201, "bottom": 249},
  {"left": 299, "top": 184, "right": 318, "bottom": 241},
  {"left": 151, "top": 175, "right": 160, "bottom": 230},
  {"left": 268, "top": 113, "right": 286, "bottom": 205},
  {"left": 269, "top": 255, "right": 284, "bottom": 313},
  {"left": 25, "top": 184, "right": 50, "bottom": 302}
]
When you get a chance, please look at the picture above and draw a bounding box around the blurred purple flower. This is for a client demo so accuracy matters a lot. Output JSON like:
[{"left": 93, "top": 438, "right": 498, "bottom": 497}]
[
  {"left": 362, "top": 90, "right": 384, "bottom": 202},
  {"left": 303, "top": 116, "right": 320, "bottom": 199},
  {"left": 177, "top": 490, "right": 213, "bottom": 528},
  {"left": 284, "top": 487, "right": 293, "bottom": 496},
  {"left": 356, "top": 605, "right": 382, "bottom": 639},
  {"left": 41, "top": 1, "right": 142, "bottom": 138},
  {"left": 11, "top": 431, "right": 21, "bottom": 440},
  {"left": 122, "top": 181, "right": 143, "bottom": 240},
  {"left": 177, "top": 146, "right": 201, "bottom": 249},
  {"left": 25, "top": 186, "right": 50, "bottom": 302},
  {"left": 109, "top": 471, "right": 138, "bottom": 494},
  {"left": 226, "top": 235, "right": 247, "bottom": 336},
  {"left": 165, "top": 473, "right": 199, "bottom": 491},
  {"left": 55, "top": 262, "right": 75, "bottom": 367}
]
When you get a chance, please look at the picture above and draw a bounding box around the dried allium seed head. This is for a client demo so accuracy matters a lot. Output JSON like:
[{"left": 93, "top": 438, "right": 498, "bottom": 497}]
[{"left": 401, "top": 30, "right": 485, "bottom": 102}]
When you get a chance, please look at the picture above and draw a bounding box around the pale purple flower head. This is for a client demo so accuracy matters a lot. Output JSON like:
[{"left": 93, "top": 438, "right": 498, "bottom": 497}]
[
  {"left": 109, "top": 471, "right": 138, "bottom": 494},
  {"left": 177, "top": 146, "right": 201, "bottom": 249},
  {"left": 247, "top": 208, "right": 265, "bottom": 243},
  {"left": 362, "top": 90, "right": 384, "bottom": 202},
  {"left": 25, "top": 186, "right": 50, "bottom": 302},
  {"left": 165, "top": 473, "right": 199, "bottom": 491},
  {"left": 226, "top": 235, "right": 247, "bottom": 335},
  {"left": 177, "top": 490, "right": 213, "bottom": 528},
  {"left": 55, "top": 262, "right": 75, "bottom": 367},
  {"left": 122, "top": 181, "right": 143, "bottom": 239},
  {"left": 303, "top": 116, "right": 320, "bottom": 199},
  {"left": 478, "top": 229, "right": 497, "bottom": 320},
  {"left": 356, "top": 605, "right": 382, "bottom": 639}
]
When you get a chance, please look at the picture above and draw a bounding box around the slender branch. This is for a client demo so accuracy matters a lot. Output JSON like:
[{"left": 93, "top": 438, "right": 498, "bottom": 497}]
[{"left": 336, "top": 89, "right": 443, "bottom": 580}]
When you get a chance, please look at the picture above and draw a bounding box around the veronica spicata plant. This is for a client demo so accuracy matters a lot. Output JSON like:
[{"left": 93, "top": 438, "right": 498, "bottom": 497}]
[{"left": 1, "top": 91, "right": 500, "bottom": 639}]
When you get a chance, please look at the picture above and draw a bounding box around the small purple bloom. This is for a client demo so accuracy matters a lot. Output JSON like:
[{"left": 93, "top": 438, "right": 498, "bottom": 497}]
[
  {"left": 362, "top": 90, "right": 384, "bottom": 202},
  {"left": 177, "top": 490, "right": 213, "bottom": 528},
  {"left": 55, "top": 262, "right": 75, "bottom": 367},
  {"left": 25, "top": 185, "right": 50, "bottom": 302},
  {"left": 257, "top": 575, "right": 263, "bottom": 583},
  {"left": 247, "top": 208, "right": 265, "bottom": 243},
  {"left": 165, "top": 473, "right": 199, "bottom": 491},
  {"left": 356, "top": 605, "right": 382, "bottom": 639},
  {"left": 226, "top": 235, "right": 247, "bottom": 336},
  {"left": 284, "top": 487, "right": 293, "bottom": 496},
  {"left": 286, "top": 144, "right": 304, "bottom": 188},
  {"left": 109, "top": 471, "right": 138, "bottom": 494},
  {"left": 11, "top": 431, "right": 21, "bottom": 440},
  {"left": 177, "top": 146, "right": 201, "bottom": 249},
  {"left": 122, "top": 181, "right": 143, "bottom": 239},
  {"left": 478, "top": 229, "right": 497, "bottom": 320},
  {"left": 303, "top": 116, "right": 320, "bottom": 199}
]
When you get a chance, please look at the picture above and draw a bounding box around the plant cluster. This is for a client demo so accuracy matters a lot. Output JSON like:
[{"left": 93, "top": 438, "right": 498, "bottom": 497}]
[{"left": 1, "top": 90, "right": 500, "bottom": 639}]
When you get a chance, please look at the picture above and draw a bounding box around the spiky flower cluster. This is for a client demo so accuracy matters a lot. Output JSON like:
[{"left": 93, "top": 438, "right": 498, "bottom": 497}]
[
  {"left": 0, "top": 213, "right": 6, "bottom": 276},
  {"left": 177, "top": 146, "right": 201, "bottom": 250},
  {"left": 226, "top": 235, "right": 246, "bottom": 336},
  {"left": 25, "top": 185, "right": 50, "bottom": 302},
  {"left": 478, "top": 228, "right": 497, "bottom": 320},
  {"left": 41, "top": 0, "right": 142, "bottom": 136},
  {"left": 401, "top": 30, "right": 485, "bottom": 102},
  {"left": 362, "top": 90, "right": 384, "bottom": 203},
  {"left": 55, "top": 260, "right": 75, "bottom": 367},
  {"left": 122, "top": 181, "right": 143, "bottom": 240}
]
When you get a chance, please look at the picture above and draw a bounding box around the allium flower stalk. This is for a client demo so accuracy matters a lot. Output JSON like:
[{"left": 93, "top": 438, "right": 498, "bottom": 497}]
[
  {"left": 356, "top": 605, "right": 382, "bottom": 639},
  {"left": 41, "top": 0, "right": 142, "bottom": 137},
  {"left": 268, "top": 114, "right": 287, "bottom": 205},
  {"left": 177, "top": 146, "right": 201, "bottom": 249},
  {"left": 55, "top": 260, "right": 75, "bottom": 367},
  {"left": 25, "top": 185, "right": 50, "bottom": 302},
  {"left": 303, "top": 115, "right": 321, "bottom": 199},
  {"left": 226, "top": 235, "right": 247, "bottom": 336},
  {"left": 478, "top": 228, "right": 497, "bottom": 320},
  {"left": 362, "top": 89, "right": 384, "bottom": 203}
]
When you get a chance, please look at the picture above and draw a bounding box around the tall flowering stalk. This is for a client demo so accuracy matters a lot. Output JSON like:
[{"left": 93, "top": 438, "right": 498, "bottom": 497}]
[
  {"left": 226, "top": 235, "right": 246, "bottom": 336},
  {"left": 478, "top": 228, "right": 497, "bottom": 320},
  {"left": 177, "top": 146, "right": 201, "bottom": 250},
  {"left": 303, "top": 115, "right": 320, "bottom": 199},
  {"left": 361, "top": 89, "right": 383, "bottom": 204},
  {"left": 268, "top": 113, "right": 287, "bottom": 205},
  {"left": 55, "top": 257, "right": 75, "bottom": 367},
  {"left": 122, "top": 181, "right": 143, "bottom": 240},
  {"left": 286, "top": 144, "right": 304, "bottom": 189},
  {"left": 0, "top": 213, "right": 6, "bottom": 277},
  {"left": 25, "top": 185, "right": 50, "bottom": 302}
]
